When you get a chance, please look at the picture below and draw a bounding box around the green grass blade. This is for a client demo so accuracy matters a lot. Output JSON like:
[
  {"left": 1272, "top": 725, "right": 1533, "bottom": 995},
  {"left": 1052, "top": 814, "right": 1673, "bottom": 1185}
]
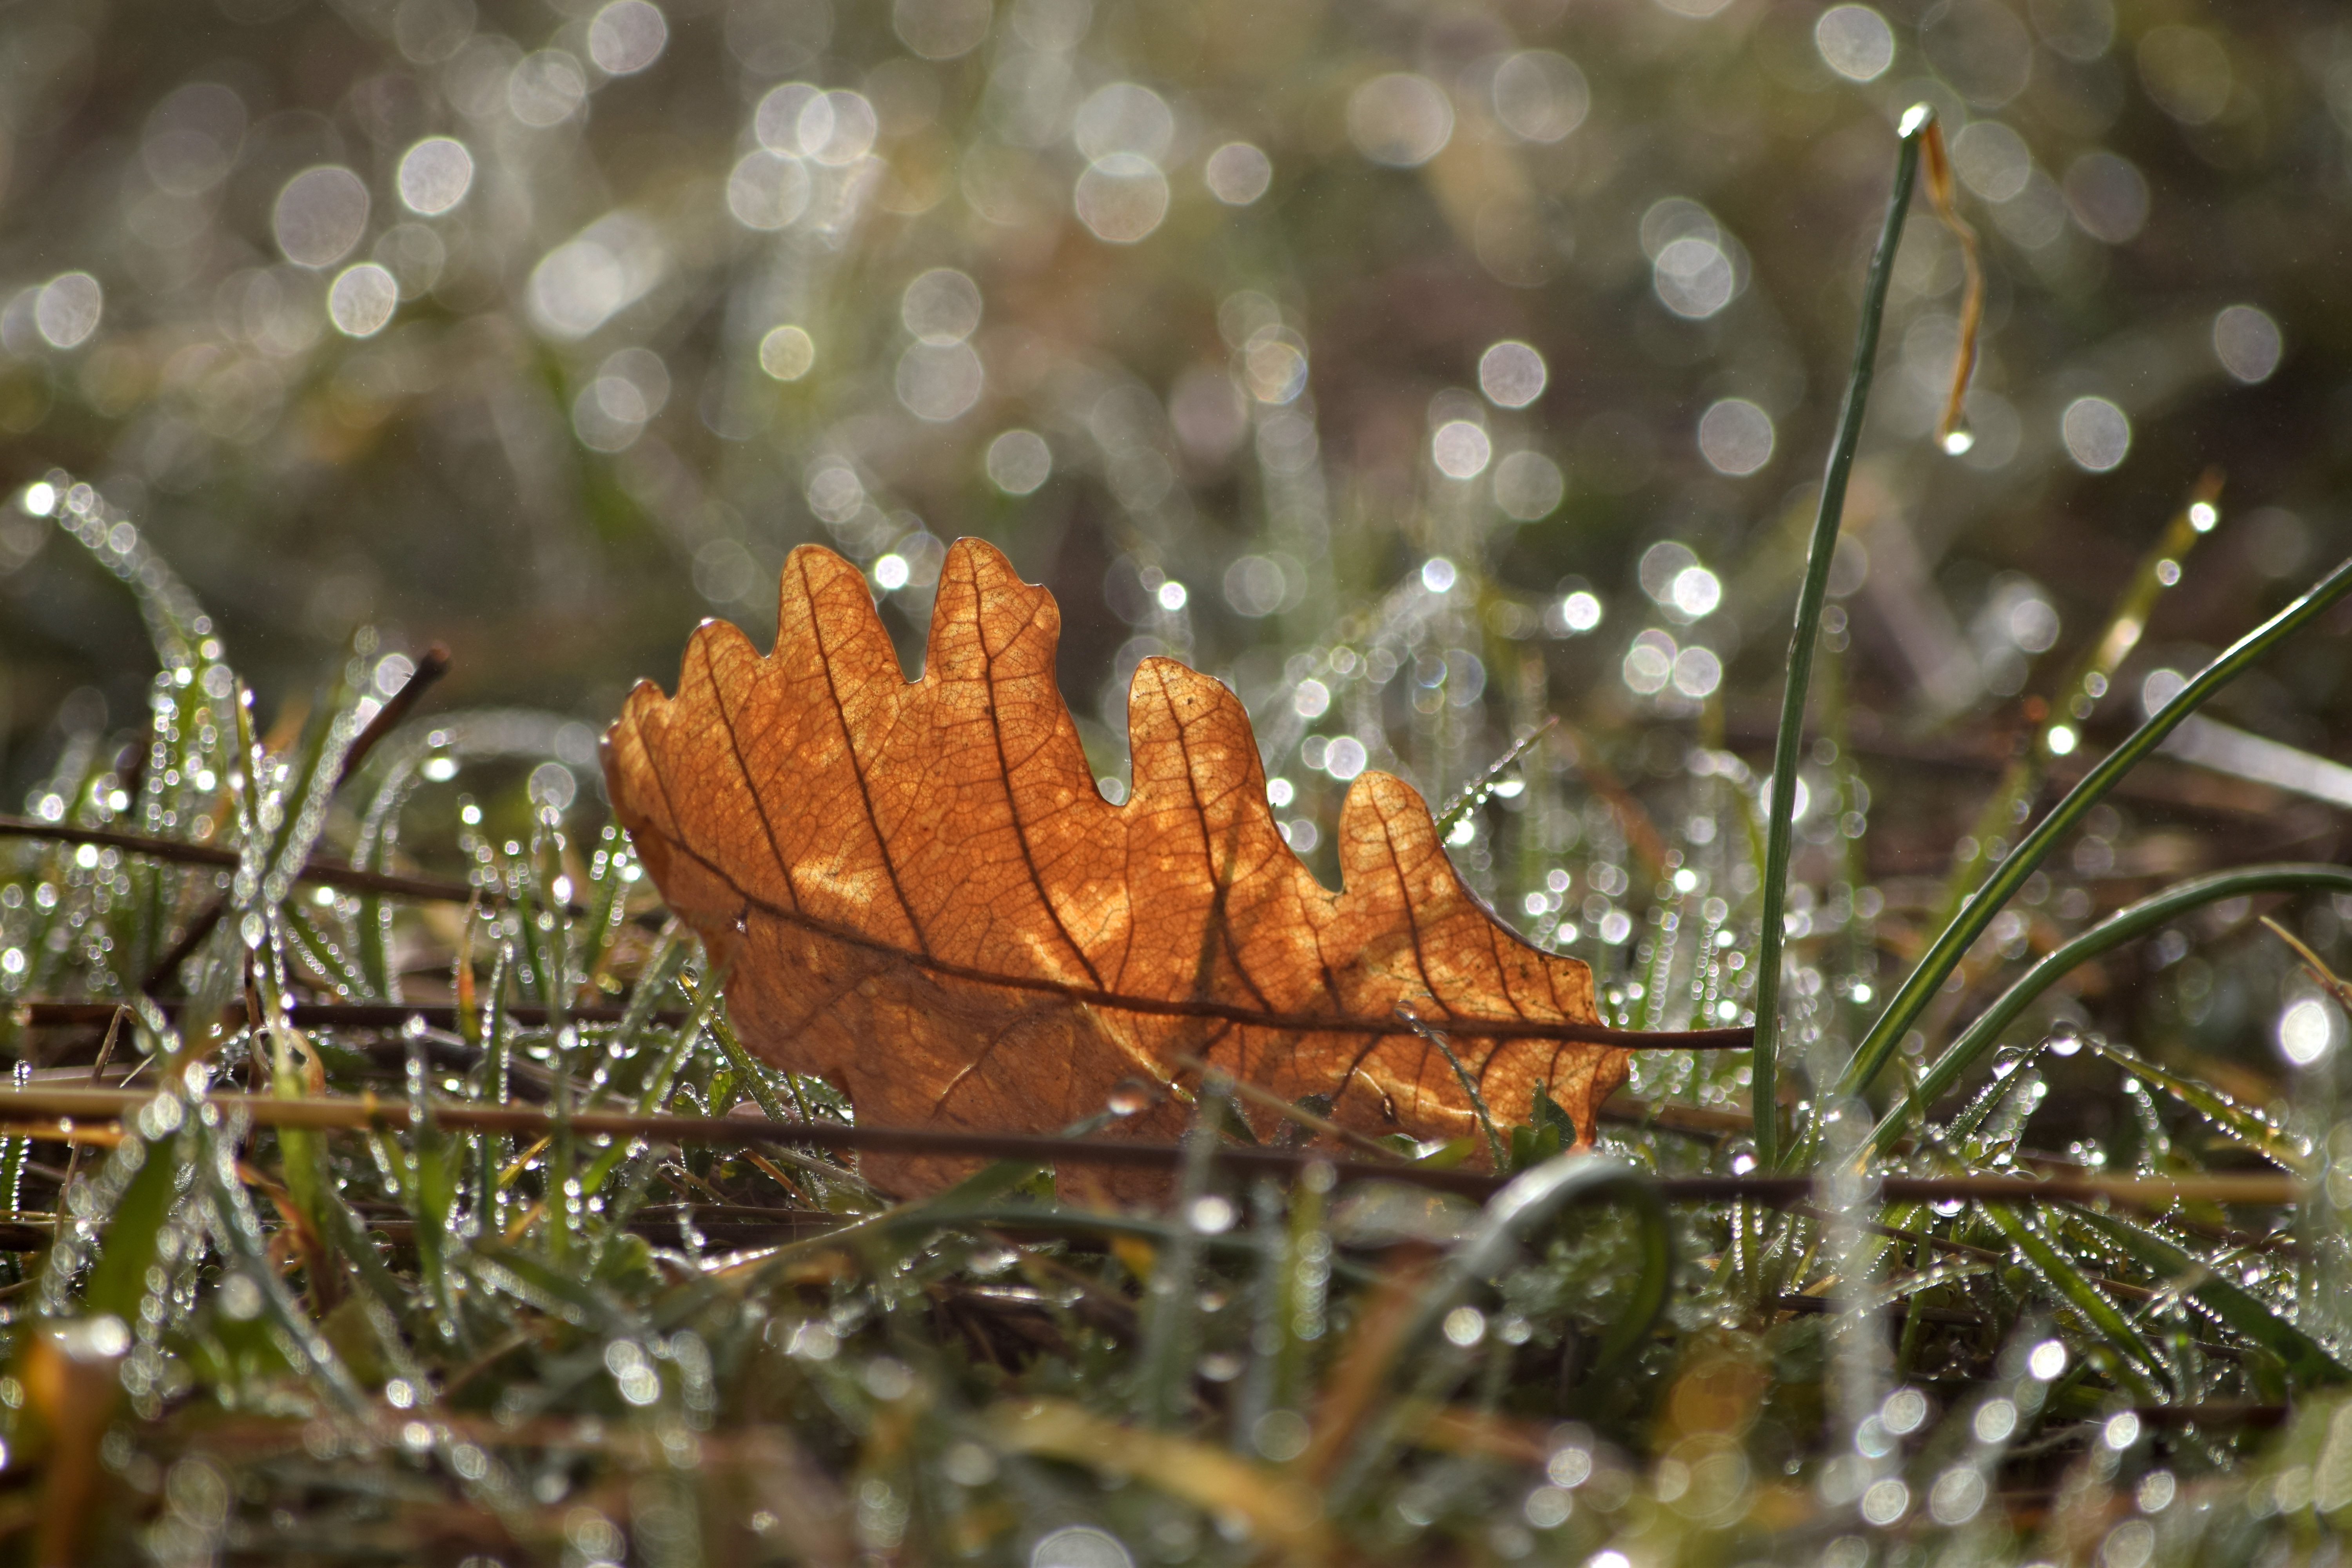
[
  {"left": 1134, "top": 1075, "right": 1230, "bottom": 1429},
  {"left": 2071, "top": 1207, "right": 2350, "bottom": 1388},
  {"left": 1431, "top": 719, "right": 1553, "bottom": 836},
  {"left": 1753, "top": 109, "right": 1931, "bottom": 1169},
  {"left": 1929, "top": 477, "right": 2222, "bottom": 937},
  {"left": 1327, "top": 1154, "right": 1669, "bottom": 1504},
  {"left": 2089, "top": 1036, "right": 2305, "bottom": 1175},
  {"left": 81, "top": 1100, "right": 196, "bottom": 1324},
  {"left": 1982, "top": 1201, "right": 2165, "bottom": 1400},
  {"left": 1865, "top": 864, "right": 2352, "bottom": 1160},
  {"left": 1841, "top": 557, "right": 2352, "bottom": 1099},
  {"left": 197, "top": 1118, "right": 372, "bottom": 1415}
]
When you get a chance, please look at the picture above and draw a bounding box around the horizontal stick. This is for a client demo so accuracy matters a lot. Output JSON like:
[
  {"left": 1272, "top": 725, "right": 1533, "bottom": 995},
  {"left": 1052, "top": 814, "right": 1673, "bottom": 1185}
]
[
  {"left": 15, "top": 1002, "right": 684, "bottom": 1031},
  {"left": 18, "top": 998, "right": 1742, "bottom": 1053},
  {"left": 0, "top": 1087, "right": 2303, "bottom": 1209},
  {"left": 0, "top": 813, "right": 487, "bottom": 906},
  {"left": 7, "top": 811, "right": 1701, "bottom": 1051}
]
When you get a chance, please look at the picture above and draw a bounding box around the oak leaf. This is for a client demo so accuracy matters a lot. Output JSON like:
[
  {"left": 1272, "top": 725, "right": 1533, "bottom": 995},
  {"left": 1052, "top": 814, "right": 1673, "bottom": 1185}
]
[{"left": 605, "top": 540, "right": 1653, "bottom": 1194}]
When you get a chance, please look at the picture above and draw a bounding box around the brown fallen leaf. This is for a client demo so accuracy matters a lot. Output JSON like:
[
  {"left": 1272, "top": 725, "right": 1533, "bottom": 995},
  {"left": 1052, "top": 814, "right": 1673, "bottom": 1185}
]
[{"left": 605, "top": 539, "right": 1724, "bottom": 1194}]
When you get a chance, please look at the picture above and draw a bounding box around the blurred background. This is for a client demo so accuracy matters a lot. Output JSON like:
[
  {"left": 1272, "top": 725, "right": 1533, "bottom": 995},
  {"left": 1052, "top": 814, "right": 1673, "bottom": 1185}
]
[{"left": 4, "top": 0, "right": 2352, "bottom": 1100}]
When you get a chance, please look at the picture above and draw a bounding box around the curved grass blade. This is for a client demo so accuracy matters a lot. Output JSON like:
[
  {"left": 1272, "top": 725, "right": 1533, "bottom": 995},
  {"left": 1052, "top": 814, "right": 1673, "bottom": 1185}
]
[
  {"left": 1432, "top": 718, "right": 1555, "bottom": 836},
  {"left": 1753, "top": 108, "right": 1932, "bottom": 1169},
  {"left": 2089, "top": 1037, "right": 2304, "bottom": 1175},
  {"left": 1982, "top": 1201, "right": 2165, "bottom": 1400},
  {"left": 1323, "top": 1154, "right": 1669, "bottom": 1501},
  {"left": 1864, "top": 864, "right": 2352, "bottom": 1160},
  {"left": 1842, "top": 559, "right": 2352, "bottom": 1099},
  {"left": 1930, "top": 472, "right": 2225, "bottom": 938},
  {"left": 1397, "top": 1154, "right": 1664, "bottom": 1380},
  {"left": 2072, "top": 1206, "right": 2349, "bottom": 1388}
]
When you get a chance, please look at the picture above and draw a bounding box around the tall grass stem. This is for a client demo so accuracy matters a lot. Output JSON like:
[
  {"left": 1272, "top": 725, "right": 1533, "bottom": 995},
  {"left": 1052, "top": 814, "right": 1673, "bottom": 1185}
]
[{"left": 1753, "top": 109, "right": 1931, "bottom": 1169}]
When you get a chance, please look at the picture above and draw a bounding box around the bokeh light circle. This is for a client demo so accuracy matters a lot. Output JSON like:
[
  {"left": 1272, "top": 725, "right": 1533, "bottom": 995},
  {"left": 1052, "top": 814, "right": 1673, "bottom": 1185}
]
[
  {"left": 397, "top": 138, "right": 475, "bottom": 215},
  {"left": 2061, "top": 396, "right": 2131, "bottom": 472},
  {"left": 328, "top": 263, "right": 399, "bottom": 337},
  {"left": 1346, "top": 74, "right": 1453, "bottom": 167},
  {"left": 274, "top": 166, "right": 371, "bottom": 268},
  {"left": 1075, "top": 154, "right": 1170, "bottom": 243},
  {"left": 1697, "top": 399, "right": 1775, "bottom": 475},
  {"left": 1478, "top": 341, "right": 1547, "bottom": 407}
]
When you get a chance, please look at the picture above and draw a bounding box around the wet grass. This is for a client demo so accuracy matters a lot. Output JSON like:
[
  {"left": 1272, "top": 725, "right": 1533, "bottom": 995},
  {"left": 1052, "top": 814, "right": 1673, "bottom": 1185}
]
[{"left": 4, "top": 118, "right": 2352, "bottom": 1568}]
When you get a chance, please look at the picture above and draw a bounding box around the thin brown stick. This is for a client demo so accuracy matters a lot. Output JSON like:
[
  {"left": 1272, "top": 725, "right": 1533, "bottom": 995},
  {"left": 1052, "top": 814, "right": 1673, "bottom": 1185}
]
[
  {"left": 0, "top": 814, "right": 490, "bottom": 906},
  {"left": 16, "top": 1002, "right": 685, "bottom": 1031},
  {"left": 339, "top": 642, "right": 450, "bottom": 786},
  {"left": 1168, "top": 1051, "right": 1405, "bottom": 1162},
  {"left": 0, "top": 1085, "right": 2304, "bottom": 1209},
  {"left": 141, "top": 902, "right": 224, "bottom": 996},
  {"left": 2262, "top": 915, "right": 2352, "bottom": 1013},
  {"left": 52, "top": 1005, "right": 128, "bottom": 1241},
  {"left": 1916, "top": 116, "right": 1985, "bottom": 453}
]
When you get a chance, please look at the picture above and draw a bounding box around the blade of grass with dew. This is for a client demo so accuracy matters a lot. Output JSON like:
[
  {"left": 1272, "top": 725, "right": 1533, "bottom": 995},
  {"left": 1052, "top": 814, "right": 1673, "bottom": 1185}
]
[
  {"left": 1753, "top": 107, "right": 1932, "bottom": 1169},
  {"left": 254, "top": 653, "right": 372, "bottom": 921},
  {"left": 197, "top": 1114, "right": 375, "bottom": 1419},
  {"left": 1841, "top": 555, "right": 2352, "bottom": 1100},
  {"left": 265, "top": 1013, "right": 346, "bottom": 1310},
  {"left": 405, "top": 1041, "right": 469, "bottom": 1346},
  {"left": 1231, "top": 1177, "right": 1289, "bottom": 1441},
  {"left": 1326, "top": 1156, "right": 1670, "bottom": 1504},
  {"left": 575, "top": 820, "right": 638, "bottom": 996},
  {"left": 78, "top": 1095, "right": 198, "bottom": 1328},
  {"left": 2087, "top": 1036, "right": 2306, "bottom": 1175},
  {"left": 1432, "top": 718, "right": 1555, "bottom": 837},
  {"left": 1931, "top": 472, "right": 2226, "bottom": 939},
  {"left": 1864, "top": 864, "right": 2352, "bottom": 1160},
  {"left": 581, "top": 926, "right": 691, "bottom": 1107},
  {"left": 1935, "top": 1043, "right": 2049, "bottom": 1161},
  {"left": 1275, "top": 1160, "right": 1336, "bottom": 1420},
  {"left": 1134, "top": 1073, "right": 1229, "bottom": 1429},
  {"left": 474, "top": 936, "right": 517, "bottom": 1229},
  {"left": 624, "top": 966, "right": 724, "bottom": 1118},
  {"left": 282, "top": 898, "right": 373, "bottom": 1001},
  {"left": 1980, "top": 1201, "right": 2166, "bottom": 1400},
  {"left": 1635, "top": 880, "right": 1686, "bottom": 1034},
  {"left": 1832, "top": 1257, "right": 1993, "bottom": 1327},
  {"left": 2070, "top": 1206, "right": 2349, "bottom": 1387},
  {"left": 469, "top": 1246, "right": 635, "bottom": 1337}
]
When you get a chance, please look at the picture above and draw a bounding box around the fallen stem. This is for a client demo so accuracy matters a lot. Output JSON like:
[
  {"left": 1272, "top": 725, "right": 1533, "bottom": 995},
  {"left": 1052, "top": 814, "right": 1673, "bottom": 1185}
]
[
  {"left": 0, "top": 813, "right": 503, "bottom": 907},
  {"left": 0, "top": 1086, "right": 2303, "bottom": 1207}
]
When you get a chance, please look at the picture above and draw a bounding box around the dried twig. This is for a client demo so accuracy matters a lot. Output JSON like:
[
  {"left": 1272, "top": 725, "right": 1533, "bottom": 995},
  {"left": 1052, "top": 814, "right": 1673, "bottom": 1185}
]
[{"left": 0, "top": 1086, "right": 2304, "bottom": 1209}]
